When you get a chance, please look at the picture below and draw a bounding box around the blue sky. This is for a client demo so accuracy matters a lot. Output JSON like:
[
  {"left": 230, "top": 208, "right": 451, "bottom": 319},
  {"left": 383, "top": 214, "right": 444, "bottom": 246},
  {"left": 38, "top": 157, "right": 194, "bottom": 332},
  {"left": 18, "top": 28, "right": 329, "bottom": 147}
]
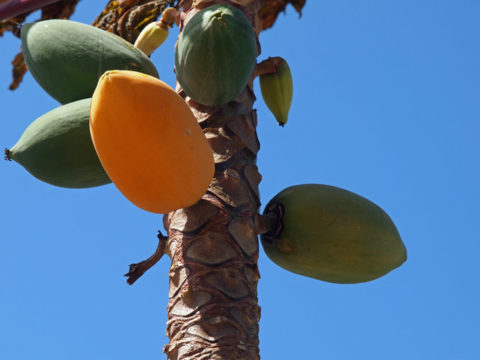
[{"left": 1, "top": 1, "right": 479, "bottom": 359}]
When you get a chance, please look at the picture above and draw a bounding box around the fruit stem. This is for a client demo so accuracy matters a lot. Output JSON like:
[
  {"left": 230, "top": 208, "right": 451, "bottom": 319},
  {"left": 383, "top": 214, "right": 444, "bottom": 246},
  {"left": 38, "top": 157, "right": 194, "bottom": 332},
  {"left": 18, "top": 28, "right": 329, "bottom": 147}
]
[
  {"left": 252, "top": 56, "right": 284, "bottom": 79},
  {"left": 255, "top": 210, "right": 281, "bottom": 236},
  {"left": 4, "top": 147, "right": 12, "bottom": 161},
  {"left": 160, "top": 7, "right": 180, "bottom": 28}
]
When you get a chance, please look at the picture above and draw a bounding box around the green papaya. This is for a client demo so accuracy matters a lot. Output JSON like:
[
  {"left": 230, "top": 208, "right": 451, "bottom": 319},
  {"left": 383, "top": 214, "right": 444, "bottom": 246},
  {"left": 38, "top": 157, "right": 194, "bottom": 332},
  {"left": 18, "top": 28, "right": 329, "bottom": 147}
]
[
  {"left": 5, "top": 98, "right": 111, "bottom": 188},
  {"left": 259, "top": 57, "right": 293, "bottom": 126},
  {"left": 175, "top": 4, "right": 257, "bottom": 106},
  {"left": 261, "top": 184, "right": 407, "bottom": 284},
  {"left": 21, "top": 19, "right": 159, "bottom": 104}
]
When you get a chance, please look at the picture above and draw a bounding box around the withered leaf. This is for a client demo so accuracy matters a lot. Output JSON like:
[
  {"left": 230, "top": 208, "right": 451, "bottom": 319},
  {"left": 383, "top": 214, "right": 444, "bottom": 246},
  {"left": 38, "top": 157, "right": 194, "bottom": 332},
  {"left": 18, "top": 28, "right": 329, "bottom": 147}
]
[
  {"left": 2, "top": 0, "right": 80, "bottom": 90},
  {"left": 41, "top": 0, "right": 79, "bottom": 20},
  {"left": 9, "top": 51, "right": 26, "bottom": 90},
  {"left": 258, "top": 0, "right": 306, "bottom": 31},
  {"left": 92, "top": 0, "right": 173, "bottom": 43}
]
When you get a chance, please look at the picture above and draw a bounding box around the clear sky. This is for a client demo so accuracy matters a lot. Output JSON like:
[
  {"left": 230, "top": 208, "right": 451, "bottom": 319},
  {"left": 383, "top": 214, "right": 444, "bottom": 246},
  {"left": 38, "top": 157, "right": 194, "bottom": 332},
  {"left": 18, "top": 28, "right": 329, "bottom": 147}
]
[{"left": 1, "top": 1, "right": 479, "bottom": 359}]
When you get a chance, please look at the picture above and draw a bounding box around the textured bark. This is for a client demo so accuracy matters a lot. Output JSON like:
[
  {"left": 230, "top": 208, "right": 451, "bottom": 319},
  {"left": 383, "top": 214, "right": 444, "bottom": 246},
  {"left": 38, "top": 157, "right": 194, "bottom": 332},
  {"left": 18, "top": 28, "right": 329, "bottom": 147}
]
[{"left": 162, "top": 2, "right": 264, "bottom": 359}]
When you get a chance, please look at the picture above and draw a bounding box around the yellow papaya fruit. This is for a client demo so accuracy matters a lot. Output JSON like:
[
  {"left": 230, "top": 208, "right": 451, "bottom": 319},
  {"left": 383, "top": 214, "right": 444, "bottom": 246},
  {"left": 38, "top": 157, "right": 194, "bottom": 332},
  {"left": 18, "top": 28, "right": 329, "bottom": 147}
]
[
  {"left": 90, "top": 70, "right": 214, "bottom": 214},
  {"left": 134, "top": 21, "right": 169, "bottom": 57},
  {"left": 259, "top": 57, "right": 293, "bottom": 126}
]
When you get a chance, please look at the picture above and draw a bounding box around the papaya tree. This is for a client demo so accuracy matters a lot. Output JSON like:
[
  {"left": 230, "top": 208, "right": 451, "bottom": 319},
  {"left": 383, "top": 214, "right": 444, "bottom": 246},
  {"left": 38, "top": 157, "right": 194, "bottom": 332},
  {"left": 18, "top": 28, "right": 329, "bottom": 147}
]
[{"left": 1, "top": 0, "right": 406, "bottom": 359}]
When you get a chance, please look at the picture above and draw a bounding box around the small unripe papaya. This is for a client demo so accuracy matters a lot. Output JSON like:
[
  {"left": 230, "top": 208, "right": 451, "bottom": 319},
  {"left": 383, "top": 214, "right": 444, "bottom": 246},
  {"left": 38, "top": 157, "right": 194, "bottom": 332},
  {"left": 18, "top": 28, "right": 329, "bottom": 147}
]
[
  {"left": 134, "top": 21, "right": 169, "bottom": 56},
  {"left": 259, "top": 57, "right": 293, "bottom": 126},
  {"left": 261, "top": 184, "right": 407, "bottom": 284}
]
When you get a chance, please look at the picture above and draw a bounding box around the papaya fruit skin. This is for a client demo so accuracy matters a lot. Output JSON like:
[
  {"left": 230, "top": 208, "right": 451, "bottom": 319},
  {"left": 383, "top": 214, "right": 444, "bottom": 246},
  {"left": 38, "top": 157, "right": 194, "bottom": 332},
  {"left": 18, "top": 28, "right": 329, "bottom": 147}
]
[
  {"left": 261, "top": 184, "right": 407, "bottom": 284},
  {"left": 134, "top": 21, "right": 169, "bottom": 56},
  {"left": 90, "top": 70, "right": 214, "bottom": 214},
  {"left": 175, "top": 4, "right": 257, "bottom": 106},
  {"left": 8, "top": 99, "right": 111, "bottom": 188},
  {"left": 259, "top": 57, "right": 293, "bottom": 126},
  {"left": 21, "top": 19, "right": 159, "bottom": 104}
]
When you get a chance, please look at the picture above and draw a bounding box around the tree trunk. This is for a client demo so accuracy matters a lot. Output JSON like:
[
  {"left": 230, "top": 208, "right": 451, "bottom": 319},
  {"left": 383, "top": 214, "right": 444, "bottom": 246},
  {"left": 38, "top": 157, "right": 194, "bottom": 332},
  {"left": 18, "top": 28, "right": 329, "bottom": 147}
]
[{"left": 163, "top": 1, "right": 264, "bottom": 359}]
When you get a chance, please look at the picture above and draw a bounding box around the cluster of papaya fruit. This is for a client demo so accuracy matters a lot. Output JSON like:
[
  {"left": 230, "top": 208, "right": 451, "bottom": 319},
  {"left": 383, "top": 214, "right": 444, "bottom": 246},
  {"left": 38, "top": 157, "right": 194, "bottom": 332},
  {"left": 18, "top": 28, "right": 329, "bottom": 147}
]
[
  {"left": 175, "top": 4, "right": 293, "bottom": 126},
  {"left": 6, "top": 18, "right": 214, "bottom": 213},
  {"left": 5, "top": 4, "right": 406, "bottom": 283},
  {"left": 175, "top": 5, "right": 406, "bottom": 283},
  {"left": 6, "top": 4, "right": 292, "bottom": 206},
  {"left": 174, "top": 6, "right": 406, "bottom": 283}
]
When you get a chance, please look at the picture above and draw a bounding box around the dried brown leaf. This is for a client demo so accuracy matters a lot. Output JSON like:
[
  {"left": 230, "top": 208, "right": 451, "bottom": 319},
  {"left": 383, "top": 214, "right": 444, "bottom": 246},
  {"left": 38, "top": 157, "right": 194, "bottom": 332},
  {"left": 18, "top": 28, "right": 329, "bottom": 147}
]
[
  {"left": 2, "top": 0, "right": 79, "bottom": 90},
  {"left": 258, "top": 0, "right": 306, "bottom": 31},
  {"left": 8, "top": 51, "right": 26, "bottom": 90},
  {"left": 0, "top": 14, "right": 27, "bottom": 37},
  {"left": 41, "top": 0, "right": 79, "bottom": 20},
  {"left": 92, "top": 0, "right": 174, "bottom": 43}
]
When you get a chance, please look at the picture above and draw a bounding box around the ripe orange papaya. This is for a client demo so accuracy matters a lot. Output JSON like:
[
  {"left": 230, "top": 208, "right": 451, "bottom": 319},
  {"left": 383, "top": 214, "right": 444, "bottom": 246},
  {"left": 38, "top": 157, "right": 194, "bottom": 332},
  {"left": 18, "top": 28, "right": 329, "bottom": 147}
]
[
  {"left": 261, "top": 184, "right": 407, "bottom": 284},
  {"left": 90, "top": 70, "right": 214, "bottom": 214}
]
